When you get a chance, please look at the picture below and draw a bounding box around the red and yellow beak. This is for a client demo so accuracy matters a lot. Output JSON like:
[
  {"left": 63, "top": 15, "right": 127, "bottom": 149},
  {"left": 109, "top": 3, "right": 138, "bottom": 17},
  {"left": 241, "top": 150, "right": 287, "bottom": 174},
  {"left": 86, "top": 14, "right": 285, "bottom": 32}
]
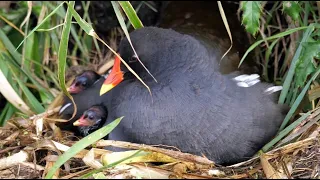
[
  {"left": 73, "top": 115, "right": 92, "bottom": 126},
  {"left": 100, "top": 55, "right": 124, "bottom": 96}
]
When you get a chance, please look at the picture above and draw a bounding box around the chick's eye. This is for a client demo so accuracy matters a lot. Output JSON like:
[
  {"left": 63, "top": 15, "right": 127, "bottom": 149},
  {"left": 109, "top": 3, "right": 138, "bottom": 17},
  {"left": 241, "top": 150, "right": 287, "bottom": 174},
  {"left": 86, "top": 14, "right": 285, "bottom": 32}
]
[
  {"left": 81, "top": 81, "right": 87, "bottom": 86},
  {"left": 88, "top": 115, "right": 94, "bottom": 120},
  {"left": 129, "top": 55, "right": 138, "bottom": 63}
]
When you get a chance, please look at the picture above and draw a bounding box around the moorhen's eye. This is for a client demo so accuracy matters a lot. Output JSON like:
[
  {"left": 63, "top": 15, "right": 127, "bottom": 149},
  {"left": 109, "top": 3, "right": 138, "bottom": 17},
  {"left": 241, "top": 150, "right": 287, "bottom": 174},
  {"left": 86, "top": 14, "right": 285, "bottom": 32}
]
[
  {"left": 129, "top": 54, "right": 138, "bottom": 63},
  {"left": 88, "top": 115, "right": 94, "bottom": 120},
  {"left": 81, "top": 81, "right": 87, "bottom": 87},
  {"left": 75, "top": 81, "right": 80, "bottom": 87}
]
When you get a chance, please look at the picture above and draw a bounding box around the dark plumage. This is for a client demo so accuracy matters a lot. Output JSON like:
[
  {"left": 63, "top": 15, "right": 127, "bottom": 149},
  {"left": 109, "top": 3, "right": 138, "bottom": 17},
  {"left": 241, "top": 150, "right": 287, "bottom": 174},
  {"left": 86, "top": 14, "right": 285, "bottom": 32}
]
[
  {"left": 59, "top": 1, "right": 288, "bottom": 165},
  {"left": 98, "top": 27, "right": 286, "bottom": 165},
  {"left": 57, "top": 70, "right": 105, "bottom": 133},
  {"left": 157, "top": 1, "right": 259, "bottom": 75},
  {"left": 60, "top": 27, "right": 288, "bottom": 165}
]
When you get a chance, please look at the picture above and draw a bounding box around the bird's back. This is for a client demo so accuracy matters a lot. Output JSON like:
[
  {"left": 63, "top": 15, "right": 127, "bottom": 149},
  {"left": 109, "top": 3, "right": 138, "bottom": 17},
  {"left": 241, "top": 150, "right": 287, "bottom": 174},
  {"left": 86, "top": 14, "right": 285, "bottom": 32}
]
[
  {"left": 157, "top": 1, "right": 259, "bottom": 75},
  {"left": 106, "top": 65, "right": 286, "bottom": 165}
]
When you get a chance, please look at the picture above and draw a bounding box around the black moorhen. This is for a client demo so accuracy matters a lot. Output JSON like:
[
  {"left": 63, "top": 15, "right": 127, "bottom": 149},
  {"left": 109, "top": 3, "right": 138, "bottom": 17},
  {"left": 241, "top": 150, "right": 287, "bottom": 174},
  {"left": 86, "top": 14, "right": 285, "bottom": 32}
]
[
  {"left": 72, "top": 104, "right": 108, "bottom": 137},
  {"left": 96, "top": 27, "right": 288, "bottom": 165},
  {"left": 68, "top": 70, "right": 101, "bottom": 94}
]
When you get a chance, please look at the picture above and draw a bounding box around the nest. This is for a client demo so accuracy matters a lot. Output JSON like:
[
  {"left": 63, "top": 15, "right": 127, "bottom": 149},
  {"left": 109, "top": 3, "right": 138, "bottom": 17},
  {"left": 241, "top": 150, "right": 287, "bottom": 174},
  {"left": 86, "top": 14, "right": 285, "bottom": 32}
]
[
  {"left": 0, "top": 1, "right": 319, "bottom": 179},
  {"left": 0, "top": 105, "right": 319, "bottom": 179}
]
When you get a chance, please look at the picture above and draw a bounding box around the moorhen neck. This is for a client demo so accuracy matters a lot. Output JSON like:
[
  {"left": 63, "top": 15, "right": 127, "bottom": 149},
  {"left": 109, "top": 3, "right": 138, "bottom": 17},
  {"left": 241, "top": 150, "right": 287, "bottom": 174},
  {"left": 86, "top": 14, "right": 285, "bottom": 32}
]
[
  {"left": 73, "top": 104, "right": 108, "bottom": 137},
  {"left": 68, "top": 70, "right": 101, "bottom": 94},
  {"left": 98, "top": 27, "right": 287, "bottom": 165}
]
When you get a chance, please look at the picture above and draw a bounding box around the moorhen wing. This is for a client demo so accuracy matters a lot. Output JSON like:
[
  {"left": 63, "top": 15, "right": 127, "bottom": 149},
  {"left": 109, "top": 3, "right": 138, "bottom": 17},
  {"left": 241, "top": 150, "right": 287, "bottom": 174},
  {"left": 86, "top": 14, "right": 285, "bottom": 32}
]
[{"left": 96, "top": 27, "right": 288, "bottom": 165}]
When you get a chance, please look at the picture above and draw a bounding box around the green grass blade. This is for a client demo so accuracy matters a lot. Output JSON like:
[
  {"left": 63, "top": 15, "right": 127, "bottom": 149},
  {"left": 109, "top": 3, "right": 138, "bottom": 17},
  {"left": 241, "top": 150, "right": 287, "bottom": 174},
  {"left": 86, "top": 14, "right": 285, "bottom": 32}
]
[
  {"left": 263, "top": 39, "right": 279, "bottom": 82},
  {"left": 45, "top": 117, "right": 123, "bottom": 179},
  {"left": 0, "top": 29, "right": 22, "bottom": 63},
  {"left": 6, "top": 61, "right": 45, "bottom": 113},
  {"left": 45, "top": 1, "right": 89, "bottom": 60},
  {"left": 0, "top": 104, "right": 13, "bottom": 126},
  {"left": 278, "top": 24, "right": 315, "bottom": 104},
  {"left": 119, "top": 1, "right": 144, "bottom": 29},
  {"left": 126, "top": 2, "right": 144, "bottom": 29},
  {"left": 57, "top": 1, "right": 77, "bottom": 119},
  {"left": 15, "top": 2, "right": 65, "bottom": 51},
  {"left": 36, "top": 22, "right": 77, "bottom": 32},
  {"left": 142, "top": 1, "right": 158, "bottom": 12},
  {"left": 112, "top": 1, "right": 157, "bottom": 85},
  {"left": 81, "top": 1, "right": 102, "bottom": 60},
  {"left": 80, "top": 149, "right": 143, "bottom": 179},
  {"left": 65, "top": 2, "right": 94, "bottom": 36},
  {"left": 5, "top": 56, "right": 54, "bottom": 100},
  {"left": 279, "top": 66, "right": 320, "bottom": 131},
  {"left": 1, "top": 29, "right": 53, "bottom": 97},
  {"left": 23, "top": 31, "right": 35, "bottom": 70},
  {"left": 261, "top": 111, "right": 311, "bottom": 152},
  {"left": 0, "top": 56, "right": 33, "bottom": 115},
  {"left": 239, "top": 26, "right": 310, "bottom": 68}
]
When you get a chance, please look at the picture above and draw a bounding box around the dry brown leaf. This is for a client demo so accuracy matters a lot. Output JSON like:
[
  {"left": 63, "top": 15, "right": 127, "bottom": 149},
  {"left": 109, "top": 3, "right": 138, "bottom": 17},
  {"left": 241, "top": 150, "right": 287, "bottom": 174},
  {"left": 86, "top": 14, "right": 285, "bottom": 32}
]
[
  {"left": 0, "top": 150, "right": 30, "bottom": 170},
  {"left": 260, "top": 153, "right": 286, "bottom": 179},
  {"left": 82, "top": 148, "right": 103, "bottom": 169}
]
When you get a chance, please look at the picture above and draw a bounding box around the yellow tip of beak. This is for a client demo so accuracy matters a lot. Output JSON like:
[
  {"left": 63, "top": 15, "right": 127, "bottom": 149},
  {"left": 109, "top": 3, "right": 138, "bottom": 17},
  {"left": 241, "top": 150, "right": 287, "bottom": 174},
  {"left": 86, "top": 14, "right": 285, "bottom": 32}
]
[
  {"left": 73, "top": 120, "right": 81, "bottom": 126},
  {"left": 100, "top": 84, "right": 114, "bottom": 96}
]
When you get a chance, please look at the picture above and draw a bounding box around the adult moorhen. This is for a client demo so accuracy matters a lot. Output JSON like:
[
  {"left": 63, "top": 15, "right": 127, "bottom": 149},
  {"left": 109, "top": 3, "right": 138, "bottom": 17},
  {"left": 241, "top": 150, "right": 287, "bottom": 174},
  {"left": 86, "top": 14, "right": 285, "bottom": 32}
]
[
  {"left": 95, "top": 27, "right": 288, "bottom": 165},
  {"left": 60, "top": 1, "right": 257, "bottom": 119},
  {"left": 59, "top": 1, "right": 287, "bottom": 164}
]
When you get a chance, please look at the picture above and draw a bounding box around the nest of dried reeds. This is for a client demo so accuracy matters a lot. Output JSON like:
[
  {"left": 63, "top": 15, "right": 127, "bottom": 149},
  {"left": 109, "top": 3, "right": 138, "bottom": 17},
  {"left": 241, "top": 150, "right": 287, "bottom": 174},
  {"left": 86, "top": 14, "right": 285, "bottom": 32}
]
[
  {"left": 0, "top": 103, "right": 319, "bottom": 179},
  {"left": 0, "top": 1, "right": 319, "bottom": 179}
]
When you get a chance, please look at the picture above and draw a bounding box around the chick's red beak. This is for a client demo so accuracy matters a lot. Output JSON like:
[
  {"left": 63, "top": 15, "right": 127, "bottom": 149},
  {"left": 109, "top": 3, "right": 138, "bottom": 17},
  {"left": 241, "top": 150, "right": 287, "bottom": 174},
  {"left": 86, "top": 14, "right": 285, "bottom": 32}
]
[
  {"left": 73, "top": 115, "right": 92, "bottom": 126},
  {"left": 100, "top": 55, "right": 124, "bottom": 95},
  {"left": 67, "top": 83, "right": 80, "bottom": 94}
]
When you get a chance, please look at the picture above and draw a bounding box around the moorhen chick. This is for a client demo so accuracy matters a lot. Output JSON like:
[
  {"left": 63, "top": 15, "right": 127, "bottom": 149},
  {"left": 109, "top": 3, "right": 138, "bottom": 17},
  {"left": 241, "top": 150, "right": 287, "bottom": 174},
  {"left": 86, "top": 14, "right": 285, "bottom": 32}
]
[
  {"left": 68, "top": 70, "right": 101, "bottom": 94},
  {"left": 58, "top": 70, "right": 106, "bottom": 133},
  {"left": 94, "top": 27, "right": 288, "bottom": 165},
  {"left": 72, "top": 104, "right": 108, "bottom": 137}
]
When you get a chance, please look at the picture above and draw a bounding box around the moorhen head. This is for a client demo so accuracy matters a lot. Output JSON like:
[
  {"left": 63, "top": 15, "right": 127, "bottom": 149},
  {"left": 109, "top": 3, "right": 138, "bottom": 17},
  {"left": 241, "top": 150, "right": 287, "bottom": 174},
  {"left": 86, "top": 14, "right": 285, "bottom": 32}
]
[
  {"left": 97, "top": 27, "right": 288, "bottom": 165},
  {"left": 73, "top": 104, "right": 108, "bottom": 137},
  {"left": 68, "top": 70, "right": 101, "bottom": 94}
]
